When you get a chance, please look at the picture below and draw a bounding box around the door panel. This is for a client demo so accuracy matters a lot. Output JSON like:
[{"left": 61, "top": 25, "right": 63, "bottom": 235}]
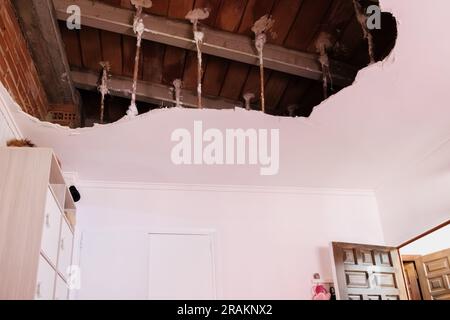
[
  {"left": 332, "top": 242, "right": 408, "bottom": 300},
  {"left": 54, "top": 275, "right": 69, "bottom": 300},
  {"left": 41, "top": 188, "right": 62, "bottom": 266},
  {"left": 416, "top": 249, "right": 450, "bottom": 300},
  {"left": 35, "top": 255, "right": 56, "bottom": 300},
  {"left": 57, "top": 219, "right": 74, "bottom": 278},
  {"left": 403, "top": 262, "right": 423, "bottom": 300}
]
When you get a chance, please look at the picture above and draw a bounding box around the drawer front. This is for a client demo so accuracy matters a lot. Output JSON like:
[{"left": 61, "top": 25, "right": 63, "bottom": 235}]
[
  {"left": 54, "top": 275, "right": 68, "bottom": 300},
  {"left": 41, "top": 188, "right": 62, "bottom": 265},
  {"left": 35, "top": 255, "right": 55, "bottom": 300},
  {"left": 57, "top": 219, "right": 74, "bottom": 278}
]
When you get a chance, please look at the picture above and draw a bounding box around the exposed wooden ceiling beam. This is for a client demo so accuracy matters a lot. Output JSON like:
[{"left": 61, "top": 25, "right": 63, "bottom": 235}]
[
  {"left": 12, "top": 0, "right": 80, "bottom": 115},
  {"left": 53, "top": 0, "right": 357, "bottom": 86},
  {"left": 70, "top": 69, "right": 241, "bottom": 110}
]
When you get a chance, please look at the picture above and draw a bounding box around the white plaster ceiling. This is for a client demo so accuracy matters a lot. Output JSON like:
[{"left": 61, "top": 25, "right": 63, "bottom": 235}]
[{"left": 5, "top": 0, "right": 450, "bottom": 189}]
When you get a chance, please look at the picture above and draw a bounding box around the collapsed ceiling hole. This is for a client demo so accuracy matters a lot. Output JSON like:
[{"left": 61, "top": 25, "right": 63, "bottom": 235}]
[{"left": 13, "top": 0, "right": 398, "bottom": 128}]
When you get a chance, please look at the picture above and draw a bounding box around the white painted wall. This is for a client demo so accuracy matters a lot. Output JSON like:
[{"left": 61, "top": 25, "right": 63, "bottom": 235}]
[
  {"left": 371, "top": 0, "right": 450, "bottom": 245},
  {"left": 147, "top": 233, "right": 216, "bottom": 300},
  {"left": 73, "top": 184, "right": 383, "bottom": 300},
  {"left": 400, "top": 225, "right": 450, "bottom": 256},
  {"left": 376, "top": 140, "right": 450, "bottom": 245}
]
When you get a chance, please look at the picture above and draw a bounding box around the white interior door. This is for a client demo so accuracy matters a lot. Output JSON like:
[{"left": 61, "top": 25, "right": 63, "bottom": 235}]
[{"left": 148, "top": 233, "right": 216, "bottom": 300}]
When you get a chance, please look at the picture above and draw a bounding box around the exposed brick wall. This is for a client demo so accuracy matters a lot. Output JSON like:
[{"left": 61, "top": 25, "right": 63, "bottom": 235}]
[{"left": 0, "top": 0, "right": 48, "bottom": 119}]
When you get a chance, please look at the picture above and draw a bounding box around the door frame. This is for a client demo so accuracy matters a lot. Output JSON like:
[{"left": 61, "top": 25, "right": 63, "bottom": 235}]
[
  {"left": 397, "top": 220, "right": 449, "bottom": 300},
  {"left": 147, "top": 229, "right": 219, "bottom": 300},
  {"left": 401, "top": 255, "right": 423, "bottom": 300},
  {"left": 397, "top": 220, "right": 449, "bottom": 249}
]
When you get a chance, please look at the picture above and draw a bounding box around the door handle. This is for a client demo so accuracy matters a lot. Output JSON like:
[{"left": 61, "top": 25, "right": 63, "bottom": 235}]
[
  {"left": 36, "top": 282, "right": 42, "bottom": 298},
  {"left": 45, "top": 214, "right": 50, "bottom": 228}
]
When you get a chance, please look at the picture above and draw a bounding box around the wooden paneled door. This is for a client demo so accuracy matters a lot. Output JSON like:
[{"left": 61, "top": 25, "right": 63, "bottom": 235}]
[
  {"left": 416, "top": 249, "right": 450, "bottom": 300},
  {"left": 332, "top": 242, "right": 408, "bottom": 300},
  {"left": 403, "top": 261, "right": 423, "bottom": 300}
]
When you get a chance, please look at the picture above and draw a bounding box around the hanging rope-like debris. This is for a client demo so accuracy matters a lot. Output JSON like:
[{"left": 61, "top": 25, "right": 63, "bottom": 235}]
[
  {"left": 186, "top": 8, "right": 210, "bottom": 109},
  {"left": 353, "top": 0, "right": 375, "bottom": 64},
  {"left": 173, "top": 79, "right": 182, "bottom": 108},
  {"left": 243, "top": 92, "right": 255, "bottom": 111},
  {"left": 252, "top": 15, "right": 275, "bottom": 114},
  {"left": 98, "top": 61, "right": 110, "bottom": 123},
  {"left": 315, "top": 32, "right": 333, "bottom": 99},
  {"left": 127, "top": 0, "right": 152, "bottom": 117}
]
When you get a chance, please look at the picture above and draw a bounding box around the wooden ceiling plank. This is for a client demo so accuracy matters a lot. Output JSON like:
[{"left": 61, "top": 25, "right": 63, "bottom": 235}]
[
  {"left": 220, "top": 61, "right": 249, "bottom": 101},
  {"left": 278, "top": 76, "right": 311, "bottom": 110},
  {"left": 202, "top": 56, "right": 228, "bottom": 97},
  {"left": 122, "top": 34, "right": 143, "bottom": 79},
  {"left": 264, "top": 71, "right": 290, "bottom": 112},
  {"left": 100, "top": 30, "right": 123, "bottom": 75},
  {"left": 284, "top": 0, "right": 333, "bottom": 51},
  {"left": 142, "top": 40, "right": 165, "bottom": 83},
  {"left": 214, "top": 0, "right": 248, "bottom": 32},
  {"left": 237, "top": 0, "right": 275, "bottom": 37},
  {"left": 53, "top": 0, "right": 357, "bottom": 85},
  {"left": 269, "top": 0, "right": 303, "bottom": 45},
  {"left": 119, "top": 0, "right": 133, "bottom": 9},
  {"left": 241, "top": 66, "right": 272, "bottom": 106},
  {"left": 168, "top": 0, "right": 195, "bottom": 20},
  {"left": 71, "top": 69, "right": 241, "bottom": 109},
  {"left": 162, "top": 46, "right": 187, "bottom": 85},
  {"left": 79, "top": 27, "right": 103, "bottom": 71},
  {"left": 59, "top": 22, "right": 82, "bottom": 68},
  {"left": 333, "top": 15, "right": 363, "bottom": 62},
  {"left": 182, "top": 50, "right": 201, "bottom": 91},
  {"left": 193, "top": 0, "right": 222, "bottom": 26},
  {"left": 306, "top": 0, "right": 356, "bottom": 52},
  {"left": 102, "top": 0, "right": 122, "bottom": 6},
  {"left": 145, "top": 0, "right": 170, "bottom": 16}
]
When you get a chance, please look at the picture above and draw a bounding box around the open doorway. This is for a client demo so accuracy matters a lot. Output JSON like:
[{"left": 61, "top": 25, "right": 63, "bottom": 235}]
[{"left": 399, "top": 223, "right": 450, "bottom": 300}]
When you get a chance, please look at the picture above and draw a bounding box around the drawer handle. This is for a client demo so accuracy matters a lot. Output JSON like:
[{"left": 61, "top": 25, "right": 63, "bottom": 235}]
[
  {"left": 60, "top": 238, "right": 65, "bottom": 251},
  {"left": 36, "top": 282, "right": 42, "bottom": 298},
  {"left": 45, "top": 214, "right": 50, "bottom": 228}
]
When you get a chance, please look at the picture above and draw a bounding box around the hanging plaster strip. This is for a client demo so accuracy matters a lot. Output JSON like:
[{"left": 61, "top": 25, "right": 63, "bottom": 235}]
[
  {"left": 98, "top": 61, "right": 111, "bottom": 123},
  {"left": 186, "top": 8, "right": 210, "bottom": 109},
  {"left": 353, "top": 0, "right": 375, "bottom": 64},
  {"left": 287, "top": 104, "right": 300, "bottom": 117},
  {"left": 243, "top": 92, "right": 255, "bottom": 111},
  {"left": 173, "top": 79, "right": 182, "bottom": 108},
  {"left": 127, "top": 0, "right": 152, "bottom": 117},
  {"left": 252, "top": 15, "right": 275, "bottom": 114},
  {"left": 315, "top": 32, "right": 333, "bottom": 99}
]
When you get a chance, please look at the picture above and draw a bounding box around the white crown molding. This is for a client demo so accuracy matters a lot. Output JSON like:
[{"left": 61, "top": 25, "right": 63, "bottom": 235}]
[{"left": 76, "top": 179, "right": 376, "bottom": 197}]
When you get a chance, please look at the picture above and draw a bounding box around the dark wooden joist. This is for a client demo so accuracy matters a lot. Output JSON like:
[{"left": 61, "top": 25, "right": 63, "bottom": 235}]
[
  {"left": 12, "top": 0, "right": 80, "bottom": 124},
  {"left": 70, "top": 69, "right": 242, "bottom": 110}
]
